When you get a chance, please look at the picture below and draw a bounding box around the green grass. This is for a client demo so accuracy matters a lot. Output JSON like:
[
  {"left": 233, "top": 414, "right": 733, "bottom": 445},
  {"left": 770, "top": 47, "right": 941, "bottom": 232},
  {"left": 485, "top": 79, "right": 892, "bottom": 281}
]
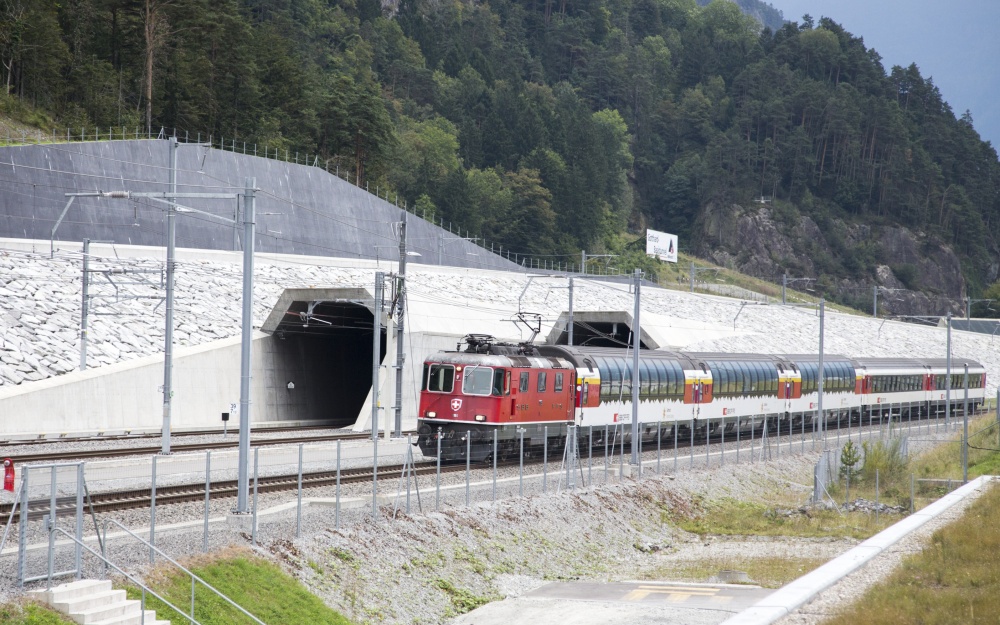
[
  {"left": 671, "top": 497, "right": 895, "bottom": 540},
  {"left": 823, "top": 482, "right": 1000, "bottom": 625},
  {"left": 642, "top": 556, "right": 828, "bottom": 589},
  {"left": 124, "top": 551, "right": 352, "bottom": 625},
  {"left": 912, "top": 413, "right": 1000, "bottom": 481},
  {"left": 0, "top": 602, "right": 76, "bottom": 624},
  {"left": 433, "top": 579, "right": 496, "bottom": 615}
]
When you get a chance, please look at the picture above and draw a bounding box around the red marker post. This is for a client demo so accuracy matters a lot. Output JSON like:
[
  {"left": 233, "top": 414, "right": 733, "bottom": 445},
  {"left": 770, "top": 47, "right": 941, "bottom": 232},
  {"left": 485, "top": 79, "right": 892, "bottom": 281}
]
[{"left": 2, "top": 458, "right": 13, "bottom": 492}]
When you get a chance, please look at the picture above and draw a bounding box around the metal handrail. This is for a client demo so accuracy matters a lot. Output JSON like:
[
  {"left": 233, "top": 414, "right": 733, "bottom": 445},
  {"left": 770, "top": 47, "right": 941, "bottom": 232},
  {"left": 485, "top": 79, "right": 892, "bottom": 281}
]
[
  {"left": 51, "top": 527, "right": 198, "bottom": 625},
  {"left": 101, "top": 518, "right": 267, "bottom": 625}
]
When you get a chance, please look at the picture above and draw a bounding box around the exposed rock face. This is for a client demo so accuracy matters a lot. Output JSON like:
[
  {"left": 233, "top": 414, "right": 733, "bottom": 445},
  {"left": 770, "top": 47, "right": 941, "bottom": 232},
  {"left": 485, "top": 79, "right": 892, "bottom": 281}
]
[{"left": 698, "top": 204, "right": 968, "bottom": 316}]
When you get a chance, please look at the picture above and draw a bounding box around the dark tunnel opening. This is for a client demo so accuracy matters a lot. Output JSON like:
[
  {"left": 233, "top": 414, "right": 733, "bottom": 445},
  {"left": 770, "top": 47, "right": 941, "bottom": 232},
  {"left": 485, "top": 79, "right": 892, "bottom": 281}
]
[{"left": 265, "top": 301, "right": 386, "bottom": 426}]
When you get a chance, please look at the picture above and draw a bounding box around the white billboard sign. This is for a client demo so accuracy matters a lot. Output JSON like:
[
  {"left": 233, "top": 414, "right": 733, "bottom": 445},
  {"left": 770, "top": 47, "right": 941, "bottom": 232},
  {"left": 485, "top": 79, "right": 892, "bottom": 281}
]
[{"left": 646, "top": 229, "right": 678, "bottom": 263}]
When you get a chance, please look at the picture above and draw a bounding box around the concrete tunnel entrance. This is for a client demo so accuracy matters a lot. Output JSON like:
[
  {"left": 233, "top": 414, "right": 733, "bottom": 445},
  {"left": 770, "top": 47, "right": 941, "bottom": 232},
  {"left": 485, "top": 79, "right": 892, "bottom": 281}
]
[
  {"left": 547, "top": 311, "right": 659, "bottom": 350},
  {"left": 260, "top": 288, "right": 386, "bottom": 427}
]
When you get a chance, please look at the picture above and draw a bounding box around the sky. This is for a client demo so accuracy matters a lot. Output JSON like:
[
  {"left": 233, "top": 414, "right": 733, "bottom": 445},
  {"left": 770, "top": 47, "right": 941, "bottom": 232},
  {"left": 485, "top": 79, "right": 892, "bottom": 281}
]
[{"left": 761, "top": 0, "right": 1000, "bottom": 150}]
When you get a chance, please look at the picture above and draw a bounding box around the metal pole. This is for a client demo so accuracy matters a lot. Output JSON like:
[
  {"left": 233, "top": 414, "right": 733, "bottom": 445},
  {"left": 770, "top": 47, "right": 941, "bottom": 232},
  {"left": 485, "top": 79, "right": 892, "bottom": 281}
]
[
  {"left": 336, "top": 440, "right": 341, "bottom": 529},
  {"left": 394, "top": 212, "right": 406, "bottom": 438},
  {"left": 436, "top": 432, "right": 441, "bottom": 510},
  {"left": 782, "top": 272, "right": 787, "bottom": 305},
  {"left": 963, "top": 364, "right": 969, "bottom": 483},
  {"left": 544, "top": 426, "right": 549, "bottom": 491},
  {"left": 251, "top": 447, "right": 259, "bottom": 546},
  {"left": 465, "top": 431, "right": 471, "bottom": 505},
  {"left": 161, "top": 137, "right": 178, "bottom": 455},
  {"left": 150, "top": 456, "right": 157, "bottom": 563},
  {"left": 75, "top": 464, "right": 84, "bottom": 579},
  {"left": 690, "top": 262, "right": 695, "bottom": 293},
  {"left": 581, "top": 250, "right": 586, "bottom": 274},
  {"left": 48, "top": 468, "right": 56, "bottom": 588},
  {"left": 818, "top": 298, "right": 825, "bottom": 444},
  {"left": 873, "top": 286, "right": 878, "bottom": 317},
  {"left": 631, "top": 269, "right": 641, "bottom": 467},
  {"left": 372, "top": 272, "right": 384, "bottom": 442},
  {"left": 568, "top": 277, "right": 574, "bottom": 346},
  {"left": 80, "top": 239, "right": 90, "bottom": 370},
  {"left": 203, "top": 452, "right": 211, "bottom": 552},
  {"left": 296, "top": 444, "right": 304, "bottom": 538},
  {"left": 492, "top": 429, "right": 498, "bottom": 502},
  {"left": 946, "top": 312, "right": 952, "bottom": 430},
  {"left": 372, "top": 272, "right": 383, "bottom": 520},
  {"left": 18, "top": 470, "right": 27, "bottom": 587},
  {"left": 519, "top": 429, "right": 524, "bottom": 496},
  {"left": 235, "top": 177, "right": 256, "bottom": 513}
]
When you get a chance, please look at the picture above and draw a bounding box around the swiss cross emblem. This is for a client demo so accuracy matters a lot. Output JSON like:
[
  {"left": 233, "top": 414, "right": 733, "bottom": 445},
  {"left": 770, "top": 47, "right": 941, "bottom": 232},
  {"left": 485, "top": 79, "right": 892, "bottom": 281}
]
[{"left": 451, "top": 398, "right": 462, "bottom": 411}]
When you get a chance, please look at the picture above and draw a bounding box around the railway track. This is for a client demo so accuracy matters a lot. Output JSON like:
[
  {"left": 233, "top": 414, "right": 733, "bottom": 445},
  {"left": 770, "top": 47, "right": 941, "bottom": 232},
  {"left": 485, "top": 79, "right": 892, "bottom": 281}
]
[
  {"left": 0, "top": 462, "right": 446, "bottom": 525},
  {"left": 4, "top": 432, "right": 401, "bottom": 465}
]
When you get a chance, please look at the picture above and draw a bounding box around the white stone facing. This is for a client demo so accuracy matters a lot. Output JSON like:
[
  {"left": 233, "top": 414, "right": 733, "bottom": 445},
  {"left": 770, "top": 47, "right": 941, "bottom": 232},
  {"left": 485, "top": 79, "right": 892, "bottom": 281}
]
[{"left": 0, "top": 238, "right": 997, "bottom": 426}]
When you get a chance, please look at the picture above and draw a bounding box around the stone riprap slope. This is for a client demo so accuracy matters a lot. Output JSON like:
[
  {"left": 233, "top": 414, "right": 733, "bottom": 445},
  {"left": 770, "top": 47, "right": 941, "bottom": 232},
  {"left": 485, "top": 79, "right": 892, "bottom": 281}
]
[{"left": 1, "top": 244, "right": 997, "bottom": 397}]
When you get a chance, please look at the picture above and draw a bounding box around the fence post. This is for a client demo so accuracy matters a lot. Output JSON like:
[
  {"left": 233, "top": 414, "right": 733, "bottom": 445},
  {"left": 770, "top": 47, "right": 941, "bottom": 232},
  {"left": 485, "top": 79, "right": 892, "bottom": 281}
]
[
  {"left": 47, "top": 468, "right": 57, "bottom": 588},
  {"left": 436, "top": 431, "right": 441, "bottom": 511},
  {"left": 75, "top": 464, "right": 84, "bottom": 579},
  {"left": 543, "top": 426, "right": 548, "bottom": 492},
  {"left": 296, "top": 444, "right": 304, "bottom": 539},
  {"left": 18, "top": 469, "right": 28, "bottom": 587},
  {"left": 492, "top": 430, "right": 498, "bottom": 502},
  {"left": 251, "top": 447, "right": 259, "bottom": 546},
  {"left": 519, "top": 428, "right": 524, "bottom": 496},
  {"left": 336, "top": 440, "right": 342, "bottom": 529},
  {"left": 465, "top": 431, "right": 471, "bottom": 506},
  {"left": 150, "top": 456, "right": 157, "bottom": 564},
  {"left": 203, "top": 452, "right": 211, "bottom": 552}
]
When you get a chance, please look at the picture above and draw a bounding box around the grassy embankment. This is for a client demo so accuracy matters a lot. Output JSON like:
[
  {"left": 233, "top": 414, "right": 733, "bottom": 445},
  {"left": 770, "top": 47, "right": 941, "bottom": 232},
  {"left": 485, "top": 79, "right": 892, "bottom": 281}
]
[
  {"left": 0, "top": 602, "right": 75, "bottom": 625},
  {"left": 123, "top": 549, "right": 352, "bottom": 625},
  {"left": 652, "top": 413, "right": 1000, "bottom": 588},
  {"left": 824, "top": 480, "right": 1000, "bottom": 625}
]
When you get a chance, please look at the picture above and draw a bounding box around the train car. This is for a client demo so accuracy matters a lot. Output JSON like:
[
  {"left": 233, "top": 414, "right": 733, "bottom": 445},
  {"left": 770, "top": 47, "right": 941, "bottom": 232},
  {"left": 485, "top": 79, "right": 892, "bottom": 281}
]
[{"left": 415, "top": 335, "right": 986, "bottom": 461}]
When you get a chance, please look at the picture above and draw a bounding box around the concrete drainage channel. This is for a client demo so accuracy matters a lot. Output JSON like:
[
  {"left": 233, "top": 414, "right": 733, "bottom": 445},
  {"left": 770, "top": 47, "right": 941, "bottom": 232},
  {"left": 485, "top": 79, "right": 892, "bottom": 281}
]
[{"left": 721, "top": 475, "right": 995, "bottom": 625}]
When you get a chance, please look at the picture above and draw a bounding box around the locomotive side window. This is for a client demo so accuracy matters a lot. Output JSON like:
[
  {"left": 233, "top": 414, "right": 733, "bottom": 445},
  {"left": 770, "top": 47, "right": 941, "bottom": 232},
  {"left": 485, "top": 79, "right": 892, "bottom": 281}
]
[
  {"left": 519, "top": 371, "right": 529, "bottom": 392},
  {"left": 427, "top": 364, "right": 455, "bottom": 393},
  {"left": 538, "top": 371, "right": 548, "bottom": 392},
  {"left": 462, "top": 366, "right": 494, "bottom": 396},
  {"left": 492, "top": 369, "right": 506, "bottom": 396},
  {"left": 555, "top": 373, "right": 564, "bottom": 392}
]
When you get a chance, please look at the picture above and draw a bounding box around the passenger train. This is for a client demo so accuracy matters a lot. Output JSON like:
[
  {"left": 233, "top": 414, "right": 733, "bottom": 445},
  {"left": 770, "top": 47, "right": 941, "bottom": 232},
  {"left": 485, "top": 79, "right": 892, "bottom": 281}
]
[{"left": 415, "top": 335, "right": 986, "bottom": 461}]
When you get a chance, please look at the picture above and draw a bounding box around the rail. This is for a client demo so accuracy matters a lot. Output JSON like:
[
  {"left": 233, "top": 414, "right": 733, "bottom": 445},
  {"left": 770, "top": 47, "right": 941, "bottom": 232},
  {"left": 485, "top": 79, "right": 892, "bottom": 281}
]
[{"left": 99, "top": 518, "right": 267, "bottom": 625}]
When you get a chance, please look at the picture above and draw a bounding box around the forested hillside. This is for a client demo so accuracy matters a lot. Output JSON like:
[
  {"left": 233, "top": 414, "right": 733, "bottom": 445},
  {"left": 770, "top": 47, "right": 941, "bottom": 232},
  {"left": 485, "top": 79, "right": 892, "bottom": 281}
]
[{"left": 3, "top": 0, "right": 999, "bottom": 311}]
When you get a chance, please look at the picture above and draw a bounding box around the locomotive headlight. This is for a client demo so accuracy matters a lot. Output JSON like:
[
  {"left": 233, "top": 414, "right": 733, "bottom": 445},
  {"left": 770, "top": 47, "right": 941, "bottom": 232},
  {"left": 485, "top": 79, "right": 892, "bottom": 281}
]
[
  {"left": 426, "top": 411, "right": 437, "bottom": 418},
  {"left": 475, "top": 414, "right": 487, "bottom": 422}
]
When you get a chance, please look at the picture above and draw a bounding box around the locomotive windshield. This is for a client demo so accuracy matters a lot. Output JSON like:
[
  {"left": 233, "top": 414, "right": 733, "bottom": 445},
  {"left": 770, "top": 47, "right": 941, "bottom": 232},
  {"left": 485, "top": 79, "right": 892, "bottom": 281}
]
[
  {"left": 425, "top": 364, "right": 455, "bottom": 393},
  {"left": 463, "top": 366, "right": 494, "bottom": 396}
]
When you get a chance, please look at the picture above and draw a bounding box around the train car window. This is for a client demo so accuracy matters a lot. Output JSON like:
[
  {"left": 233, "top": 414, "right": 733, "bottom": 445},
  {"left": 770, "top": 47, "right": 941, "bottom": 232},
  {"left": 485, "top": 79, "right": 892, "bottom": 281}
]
[
  {"left": 538, "top": 371, "right": 547, "bottom": 393},
  {"left": 555, "top": 372, "right": 564, "bottom": 392},
  {"left": 492, "top": 369, "right": 506, "bottom": 396},
  {"left": 462, "top": 366, "right": 494, "bottom": 396},
  {"left": 519, "top": 371, "right": 530, "bottom": 393},
  {"left": 505, "top": 371, "right": 512, "bottom": 395},
  {"left": 639, "top": 361, "right": 652, "bottom": 397},
  {"left": 594, "top": 357, "right": 611, "bottom": 398},
  {"left": 674, "top": 362, "right": 685, "bottom": 396},
  {"left": 621, "top": 359, "right": 632, "bottom": 397},
  {"left": 651, "top": 360, "right": 664, "bottom": 398},
  {"left": 422, "top": 364, "right": 430, "bottom": 391},
  {"left": 427, "top": 364, "right": 455, "bottom": 393},
  {"left": 768, "top": 363, "right": 778, "bottom": 393}
]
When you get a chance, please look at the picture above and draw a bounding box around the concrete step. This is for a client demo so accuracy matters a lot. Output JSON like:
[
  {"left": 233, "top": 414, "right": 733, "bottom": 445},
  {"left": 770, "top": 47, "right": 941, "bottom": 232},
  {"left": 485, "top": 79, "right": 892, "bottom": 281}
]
[
  {"left": 71, "top": 598, "right": 140, "bottom": 624},
  {"left": 92, "top": 610, "right": 171, "bottom": 625},
  {"left": 29, "top": 579, "right": 113, "bottom": 605},
  {"left": 54, "top": 590, "right": 127, "bottom": 614}
]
